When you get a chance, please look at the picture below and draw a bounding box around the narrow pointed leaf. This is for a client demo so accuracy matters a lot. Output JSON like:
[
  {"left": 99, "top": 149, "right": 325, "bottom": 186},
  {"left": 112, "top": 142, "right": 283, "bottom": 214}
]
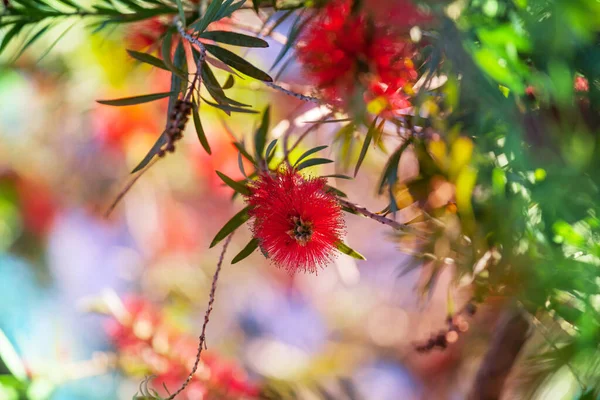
[
  {"left": 265, "top": 139, "right": 278, "bottom": 160},
  {"left": 238, "top": 151, "right": 247, "bottom": 177},
  {"left": 323, "top": 174, "right": 353, "bottom": 180},
  {"left": 192, "top": 0, "right": 224, "bottom": 33},
  {"left": 354, "top": 118, "right": 382, "bottom": 177},
  {"left": 231, "top": 238, "right": 259, "bottom": 264},
  {"left": 199, "top": 31, "right": 268, "bottom": 48},
  {"left": 295, "top": 158, "right": 333, "bottom": 171},
  {"left": 223, "top": 74, "right": 235, "bottom": 89},
  {"left": 162, "top": 33, "right": 187, "bottom": 80},
  {"left": 216, "top": 170, "right": 250, "bottom": 195},
  {"left": 127, "top": 49, "right": 169, "bottom": 71},
  {"left": 192, "top": 101, "right": 211, "bottom": 154},
  {"left": 202, "top": 96, "right": 259, "bottom": 114},
  {"left": 205, "top": 44, "right": 272, "bottom": 82},
  {"left": 233, "top": 142, "right": 256, "bottom": 165},
  {"left": 200, "top": 62, "right": 250, "bottom": 107},
  {"left": 0, "top": 23, "right": 25, "bottom": 54},
  {"left": 254, "top": 106, "right": 270, "bottom": 158},
  {"left": 210, "top": 206, "right": 251, "bottom": 248},
  {"left": 175, "top": 0, "right": 186, "bottom": 26},
  {"left": 97, "top": 91, "right": 173, "bottom": 106},
  {"left": 335, "top": 241, "right": 366, "bottom": 260},
  {"left": 13, "top": 23, "right": 51, "bottom": 61},
  {"left": 131, "top": 131, "right": 166, "bottom": 173},
  {"left": 294, "top": 145, "right": 328, "bottom": 167}
]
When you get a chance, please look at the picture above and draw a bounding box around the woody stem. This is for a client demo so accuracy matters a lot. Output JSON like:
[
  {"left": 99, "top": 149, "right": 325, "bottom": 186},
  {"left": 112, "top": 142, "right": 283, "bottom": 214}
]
[{"left": 338, "top": 198, "right": 414, "bottom": 233}]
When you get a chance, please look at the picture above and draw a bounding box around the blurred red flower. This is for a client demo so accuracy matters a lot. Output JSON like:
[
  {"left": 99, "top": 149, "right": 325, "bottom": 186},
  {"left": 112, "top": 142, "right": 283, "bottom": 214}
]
[
  {"left": 575, "top": 76, "right": 589, "bottom": 92},
  {"left": 244, "top": 169, "right": 345, "bottom": 273},
  {"left": 296, "top": 0, "right": 421, "bottom": 116},
  {"left": 105, "top": 296, "right": 260, "bottom": 399},
  {"left": 92, "top": 103, "right": 161, "bottom": 152},
  {"left": 125, "top": 18, "right": 169, "bottom": 51}
]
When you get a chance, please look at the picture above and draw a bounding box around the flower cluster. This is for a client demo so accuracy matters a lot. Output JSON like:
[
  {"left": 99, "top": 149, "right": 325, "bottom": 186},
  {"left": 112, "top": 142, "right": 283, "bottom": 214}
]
[
  {"left": 296, "top": 0, "right": 424, "bottom": 116},
  {"left": 244, "top": 169, "right": 345, "bottom": 273},
  {"left": 106, "top": 297, "right": 260, "bottom": 400}
]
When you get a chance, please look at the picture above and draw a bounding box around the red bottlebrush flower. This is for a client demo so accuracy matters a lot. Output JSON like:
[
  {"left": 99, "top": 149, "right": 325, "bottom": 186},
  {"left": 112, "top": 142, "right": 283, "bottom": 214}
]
[
  {"left": 125, "top": 18, "right": 168, "bottom": 50},
  {"left": 575, "top": 76, "right": 589, "bottom": 92},
  {"left": 105, "top": 296, "right": 260, "bottom": 399},
  {"left": 244, "top": 169, "right": 345, "bottom": 273},
  {"left": 296, "top": 0, "right": 420, "bottom": 115}
]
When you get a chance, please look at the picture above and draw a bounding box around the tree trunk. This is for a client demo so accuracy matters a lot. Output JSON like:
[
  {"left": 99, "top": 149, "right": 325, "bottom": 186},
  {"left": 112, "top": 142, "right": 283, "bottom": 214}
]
[{"left": 468, "top": 309, "right": 530, "bottom": 400}]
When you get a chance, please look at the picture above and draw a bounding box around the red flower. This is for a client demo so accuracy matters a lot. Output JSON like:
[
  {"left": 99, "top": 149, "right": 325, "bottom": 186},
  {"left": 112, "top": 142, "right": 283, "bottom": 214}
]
[
  {"left": 105, "top": 296, "right": 260, "bottom": 399},
  {"left": 125, "top": 18, "right": 168, "bottom": 50},
  {"left": 296, "top": 0, "right": 420, "bottom": 115},
  {"left": 575, "top": 76, "right": 589, "bottom": 92},
  {"left": 244, "top": 169, "right": 345, "bottom": 273}
]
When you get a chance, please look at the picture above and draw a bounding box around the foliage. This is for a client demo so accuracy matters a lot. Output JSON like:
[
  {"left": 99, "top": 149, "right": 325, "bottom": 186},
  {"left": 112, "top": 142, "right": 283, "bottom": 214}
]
[{"left": 2, "top": 0, "right": 600, "bottom": 398}]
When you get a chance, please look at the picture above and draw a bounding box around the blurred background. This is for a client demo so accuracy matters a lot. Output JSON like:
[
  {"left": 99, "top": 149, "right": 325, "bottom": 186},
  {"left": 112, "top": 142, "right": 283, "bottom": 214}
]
[{"left": 0, "top": 7, "right": 543, "bottom": 400}]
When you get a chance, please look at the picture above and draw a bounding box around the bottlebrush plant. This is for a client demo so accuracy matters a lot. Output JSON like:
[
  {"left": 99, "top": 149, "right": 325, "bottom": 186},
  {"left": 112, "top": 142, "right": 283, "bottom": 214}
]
[{"left": 2, "top": 0, "right": 600, "bottom": 399}]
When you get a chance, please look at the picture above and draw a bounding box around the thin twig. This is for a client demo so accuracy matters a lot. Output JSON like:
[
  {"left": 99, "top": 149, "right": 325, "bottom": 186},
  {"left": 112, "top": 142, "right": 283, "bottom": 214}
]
[
  {"left": 264, "top": 81, "right": 322, "bottom": 104},
  {"left": 286, "top": 111, "right": 333, "bottom": 157},
  {"left": 338, "top": 198, "right": 415, "bottom": 233},
  {"left": 104, "top": 19, "right": 205, "bottom": 218},
  {"left": 104, "top": 157, "right": 160, "bottom": 218},
  {"left": 166, "top": 233, "right": 234, "bottom": 400}
]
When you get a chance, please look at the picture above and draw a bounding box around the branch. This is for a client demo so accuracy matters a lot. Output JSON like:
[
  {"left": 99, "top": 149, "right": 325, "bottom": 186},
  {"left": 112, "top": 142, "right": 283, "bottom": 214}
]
[
  {"left": 166, "top": 233, "right": 234, "bottom": 400},
  {"left": 264, "top": 82, "right": 322, "bottom": 104},
  {"left": 104, "top": 20, "right": 204, "bottom": 218},
  {"left": 338, "top": 198, "right": 416, "bottom": 233},
  {"left": 468, "top": 308, "right": 530, "bottom": 400}
]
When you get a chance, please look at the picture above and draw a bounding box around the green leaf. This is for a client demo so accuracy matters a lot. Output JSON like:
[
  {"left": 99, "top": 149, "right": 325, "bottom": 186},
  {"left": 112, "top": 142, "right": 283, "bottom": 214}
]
[
  {"left": 210, "top": 206, "right": 251, "bottom": 248},
  {"left": 217, "top": 0, "right": 246, "bottom": 19},
  {"left": 202, "top": 96, "right": 259, "bottom": 114},
  {"left": 127, "top": 49, "right": 169, "bottom": 71},
  {"left": 175, "top": 0, "right": 186, "bottom": 26},
  {"left": 199, "top": 61, "right": 250, "bottom": 107},
  {"left": 271, "top": 11, "right": 308, "bottom": 69},
  {"left": 131, "top": 131, "right": 166, "bottom": 173},
  {"left": 216, "top": 170, "right": 250, "bottom": 195},
  {"left": 192, "top": 0, "right": 223, "bottom": 33},
  {"left": 335, "top": 241, "right": 366, "bottom": 260},
  {"left": 354, "top": 118, "right": 382, "bottom": 177},
  {"left": 162, "top": 32, "right": 187, "bottom": 80},
  {"left": 96, "top": 91, "right": 173, "bottom": 106},
  {"left": 199, "top": 30, "right": 268, "bottom": 48},
  {"left": 323, "top": 174, "right": 353, "bottom": 180},
  {"left": 238, "top": 151, "right": 247, "bottom": 177},
  {"left": 13, "top": 22, "right": 51, "bottom": 61},
  {"left": 326, "top": 185, "right": 347, "bottom": 198},
  {"left": 0, "top": 330, "right": 27, "bottom": 381},
  {"left": 0, "top": 23, "right": 24, "bottom": 54},
  {"left": 233, "top": 141, "right": 256, "bottom": 165},
  {"left": 223, "top": 74, "right": 235, "bottom": 89},
  {"left": 294, "top": 145, "right": 328, "bottom": 167},
  {"left": 295, "top": 158, "right": 333, "bottom": 171},
  {"left": 205, "top": 43, "right": 272, "bottom": 82},
  {"left": 377, "top": 139, "right": 412, "bottom": 194},
  {"left": 265, "top": 139, "right": 278, "bottom": 160},
  {"left": 231, "top": 238, "right": 259, "bottom": 264},
  {"left": 254, "top": 106, "right": 270, "bottom": 158},
  {"left": 192, "top": 101, "right": 211, "bottom": 154}
]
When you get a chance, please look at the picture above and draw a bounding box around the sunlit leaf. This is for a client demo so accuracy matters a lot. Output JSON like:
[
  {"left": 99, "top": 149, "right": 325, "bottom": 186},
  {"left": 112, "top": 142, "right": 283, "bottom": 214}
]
[
  {"left": 205, "top": 44, "right": 272, "bottom": 82},
  {"left": 96, "top": 92, "right": 173, "bottom": 106},
  {"left": 199, "top": 30, "right": 269, "bottom": 48},
  {"left": 335, "top": 241, "right": 366, "bottom": 260},
  {"left": 210, "top": 207, "right": 251, "bottom": 248},
  {"left": 231, "top": 238, "right": 259, "bottom": 264},
  {"left": 216, "top": 170, "right": 250, "bottom": 195}
]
